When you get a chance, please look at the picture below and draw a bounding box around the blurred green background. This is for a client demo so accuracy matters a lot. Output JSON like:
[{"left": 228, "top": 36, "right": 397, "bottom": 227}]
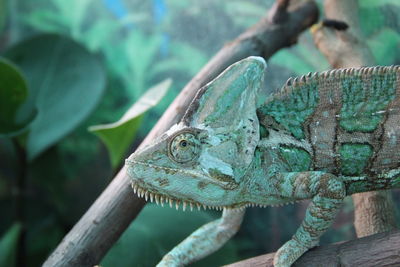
[{"left": 0, "top": 0, "right": 399, "bottom": 266}]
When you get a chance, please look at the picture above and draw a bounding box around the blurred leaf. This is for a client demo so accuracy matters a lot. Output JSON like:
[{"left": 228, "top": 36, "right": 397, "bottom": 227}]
[
  {"left": 0, "top": 223, "right": 21, "bottom": 267},
  {"left": 101, "top": 205, "right": 239, "bottom": 267},
  {"left": 359, "top": 6, "right": 385, "bottom": 37},
  {"left": 119, "top": 13, "right": 150, "bottom": 26},
  {"left": 83, "top": 20, "right": 119, "bottom": 52},
  {"left": 124, "top": 30, "right": 163, "bottom": 99},
  {"left": 5, "top": 34, "right": 106, "bottom": 160},
  {"left": 270, "top": 50, "right": 314, "bottom": 75},
  {"left": 23, "top": 0, "right": 95, "bottom": 39},
  {"left": 89, "top": 79, "right": 171, "bottom": 169},
  {"left": 52, "top": 0, "right": 94, "bottom": 38},
  {"left": 0, "top": 58, "right": 36, "bottom": 136},
  {"left": 368, "top": 28, "right": 400, "bottom": 65},
  {"left": 151, "top": 41, "right": 208, "bottom": 77},
  {"left": 22, "top": 10, "right": 68, "bottom": 33},
  {"left": 223, "top": 1, "right": 265, "bottom": 27},
  {"left": 26, "top": 216, "right": 64, "bottom": 266},
  {"left": 296, "top": 43, "right": 329, "bottom": 71},
  {"left": 225, "top": 1, "right": 265, "bottom": 17},
  {"left": 359, "top": 0, "right": 400, "bottom": 7},
  {"left": 0, "top": 0, "right": 7, "bottom": 33}
]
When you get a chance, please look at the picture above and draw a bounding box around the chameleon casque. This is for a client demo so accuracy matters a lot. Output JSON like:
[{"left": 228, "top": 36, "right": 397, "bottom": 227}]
[{"left": 125, "top": 56, "right": 400, "bottom": 267}]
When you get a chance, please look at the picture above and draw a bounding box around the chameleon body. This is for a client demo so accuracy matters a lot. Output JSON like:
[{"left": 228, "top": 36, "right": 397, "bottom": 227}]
[{"left": 125, "top": 56, "right": 400, "bottom": 267}]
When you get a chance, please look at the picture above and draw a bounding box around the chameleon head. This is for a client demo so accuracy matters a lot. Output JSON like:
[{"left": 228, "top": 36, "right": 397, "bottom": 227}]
[{"left": 125, "top": 56, "right": 266, "bottom": 210}]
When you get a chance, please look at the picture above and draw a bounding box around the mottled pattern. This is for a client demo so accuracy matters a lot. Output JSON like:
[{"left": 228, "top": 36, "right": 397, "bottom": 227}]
[
  {"left": 279, "top": 145, "right": 311, "bottom": 172},
  {"left": 339, "top": 71, "right": 396, "bottom": 132},
  {"left": 259, "top": 80, "right": 319, "bottom": 139},
  {"left": 125, "top": 57, "right": 400, "bottom": 267},
  {"left": 258, "top": 66, "right": 400, "bottom": 176},
  {"left": 339, "top": 143, "right": 373, "bottom": 176}
]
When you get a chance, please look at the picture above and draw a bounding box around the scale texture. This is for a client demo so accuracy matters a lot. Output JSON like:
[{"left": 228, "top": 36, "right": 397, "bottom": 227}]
[{"left": 125, "top": 57, "right": 400, "bottom": 267}]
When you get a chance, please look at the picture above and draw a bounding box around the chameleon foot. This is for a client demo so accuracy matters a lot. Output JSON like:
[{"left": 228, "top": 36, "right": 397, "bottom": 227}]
[{"left": 273, "top": 238, "right": 311, "bottom": 267}]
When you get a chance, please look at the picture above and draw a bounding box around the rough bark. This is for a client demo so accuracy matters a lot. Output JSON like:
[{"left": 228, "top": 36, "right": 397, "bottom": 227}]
[
  {"left": 42, "top": 1, "right": 319, "bottom": 266},
  {"left": 312, "top": 0, "right": 397, "bottom": 237},
  {"left": 223, "top": 230, "right": 400, "bottom": 267}
]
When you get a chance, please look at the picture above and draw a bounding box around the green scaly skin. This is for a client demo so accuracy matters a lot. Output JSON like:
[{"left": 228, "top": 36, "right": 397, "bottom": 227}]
[{"left": 125, "top": 57, "right": 400, "bottom": 267}]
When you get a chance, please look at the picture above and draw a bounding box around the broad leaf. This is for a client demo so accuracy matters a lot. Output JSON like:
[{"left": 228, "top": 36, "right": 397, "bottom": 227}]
[
  {"left": 5, "top": 34, "right": 106, "bottom": 160},
  {"left": 89, "top": 79, "right": 171, "bottom": 169},
  {"left": 0, "top": 223, "right": 21, "bottom": 267},
  {"left": 101, "top": 205, "right": 239, "bottom": 267},
  {"left": 0, "top": 58, "right": 36, "bottom": 136}
]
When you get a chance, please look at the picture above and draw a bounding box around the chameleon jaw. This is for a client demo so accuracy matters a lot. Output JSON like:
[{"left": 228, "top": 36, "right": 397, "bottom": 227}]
[
  {"left": 131, "top": 180, "right": 229, "bottom": 211},
  {"left": 130, "top": 180, "right": 296, "bottom": 211},
  {"left": 125, "top": 160, "right": 299, "bottom": 211}
]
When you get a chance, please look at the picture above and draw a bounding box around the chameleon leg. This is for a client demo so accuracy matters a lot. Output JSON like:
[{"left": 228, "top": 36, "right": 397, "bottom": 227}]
[
  {"left": 273, "top": 172, "right": 345, "bottom": 267},
  {"left": 156, "top": 208, "right": 245, "bottom": 267}
]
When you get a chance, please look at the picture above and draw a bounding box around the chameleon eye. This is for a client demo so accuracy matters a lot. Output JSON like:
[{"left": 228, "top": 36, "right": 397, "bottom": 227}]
[
  {"left": 180, "top": 140, "right": 188, "bottom": 147},
  {"left": 169, "top": 131, "right": 200, "bottom": 163}
]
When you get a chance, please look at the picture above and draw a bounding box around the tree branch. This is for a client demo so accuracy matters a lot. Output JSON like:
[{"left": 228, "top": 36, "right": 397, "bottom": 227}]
[
  {"left": 42, "top": 1, "right": 318, "bottom": 266},
  {"left": 311, "top": 0, "right": 397, "bottom": 238},
  {"left": 311, "top": 0, "right": 374, "bottom": 68},
  {"left": 223, "top": 230, "right": 400, "bottom": 267}
]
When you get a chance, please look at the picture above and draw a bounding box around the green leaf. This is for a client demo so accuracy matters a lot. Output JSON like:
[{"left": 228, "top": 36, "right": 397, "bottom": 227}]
[
  {"left": 4, "top": 34, "right": 106, "bottom": 160},
  {"left": 89, "top": 79, "right": 171, "bottom": 169},
  {"left": 0, "top": 58, "right": 36, "bottom": 136},
  {"left": 101, "top": 205, "right": 239, "bottom": 267},
  {"left": 21, "top": 10, "right": 68, "bottom": 33},
  {"left": 0, "top": 223, "right": 21, "bottom": 267},
  {"left": 367, "top": 28, "right": 400, "bottom": 65}
]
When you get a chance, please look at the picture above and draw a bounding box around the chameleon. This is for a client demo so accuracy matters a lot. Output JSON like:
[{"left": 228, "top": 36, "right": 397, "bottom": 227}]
[{"left": 125, "top": 56, "right": 400, "bottom": 267}]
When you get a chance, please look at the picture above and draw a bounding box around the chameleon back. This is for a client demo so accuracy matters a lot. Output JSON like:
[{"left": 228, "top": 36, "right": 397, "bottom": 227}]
[
  {"left": 257, "top": 66, "right": 400, "bottom": 181},
  {"left": 126, "top": 58, "right": 400, "bottom": 267}
]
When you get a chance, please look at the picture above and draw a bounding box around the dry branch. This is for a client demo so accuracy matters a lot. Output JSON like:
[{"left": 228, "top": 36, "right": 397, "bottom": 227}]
[
  {"left": 312, "top": 0, "right": 397, "bottom": 237},
  {"left": 224, "top": 230, "right": 400, "bottom": 267},
  {"left": 42, "top": 1, "right": 318, "bottom": 266}
]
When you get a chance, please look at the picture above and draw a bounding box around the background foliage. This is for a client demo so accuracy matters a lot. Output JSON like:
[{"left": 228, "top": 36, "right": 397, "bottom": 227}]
[{"left": 0, "top": 0, "right": 399, "bottom": 266}]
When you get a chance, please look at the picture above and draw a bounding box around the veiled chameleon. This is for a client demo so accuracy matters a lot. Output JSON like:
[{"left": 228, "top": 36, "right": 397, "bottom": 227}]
[{"left": 126, "top": 56, "right": 400, "bottom": 266}]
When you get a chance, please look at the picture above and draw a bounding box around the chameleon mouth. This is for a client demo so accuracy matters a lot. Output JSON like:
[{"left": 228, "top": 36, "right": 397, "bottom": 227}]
[
  {"left": 130, "top": 180, "right": 292, "bottom": 211},
  {"left": 131, "top": 180, "right": 231, "bottom": 211},
  {"left": 126, "top": 159, "right": 297, "bottom": 210}
]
